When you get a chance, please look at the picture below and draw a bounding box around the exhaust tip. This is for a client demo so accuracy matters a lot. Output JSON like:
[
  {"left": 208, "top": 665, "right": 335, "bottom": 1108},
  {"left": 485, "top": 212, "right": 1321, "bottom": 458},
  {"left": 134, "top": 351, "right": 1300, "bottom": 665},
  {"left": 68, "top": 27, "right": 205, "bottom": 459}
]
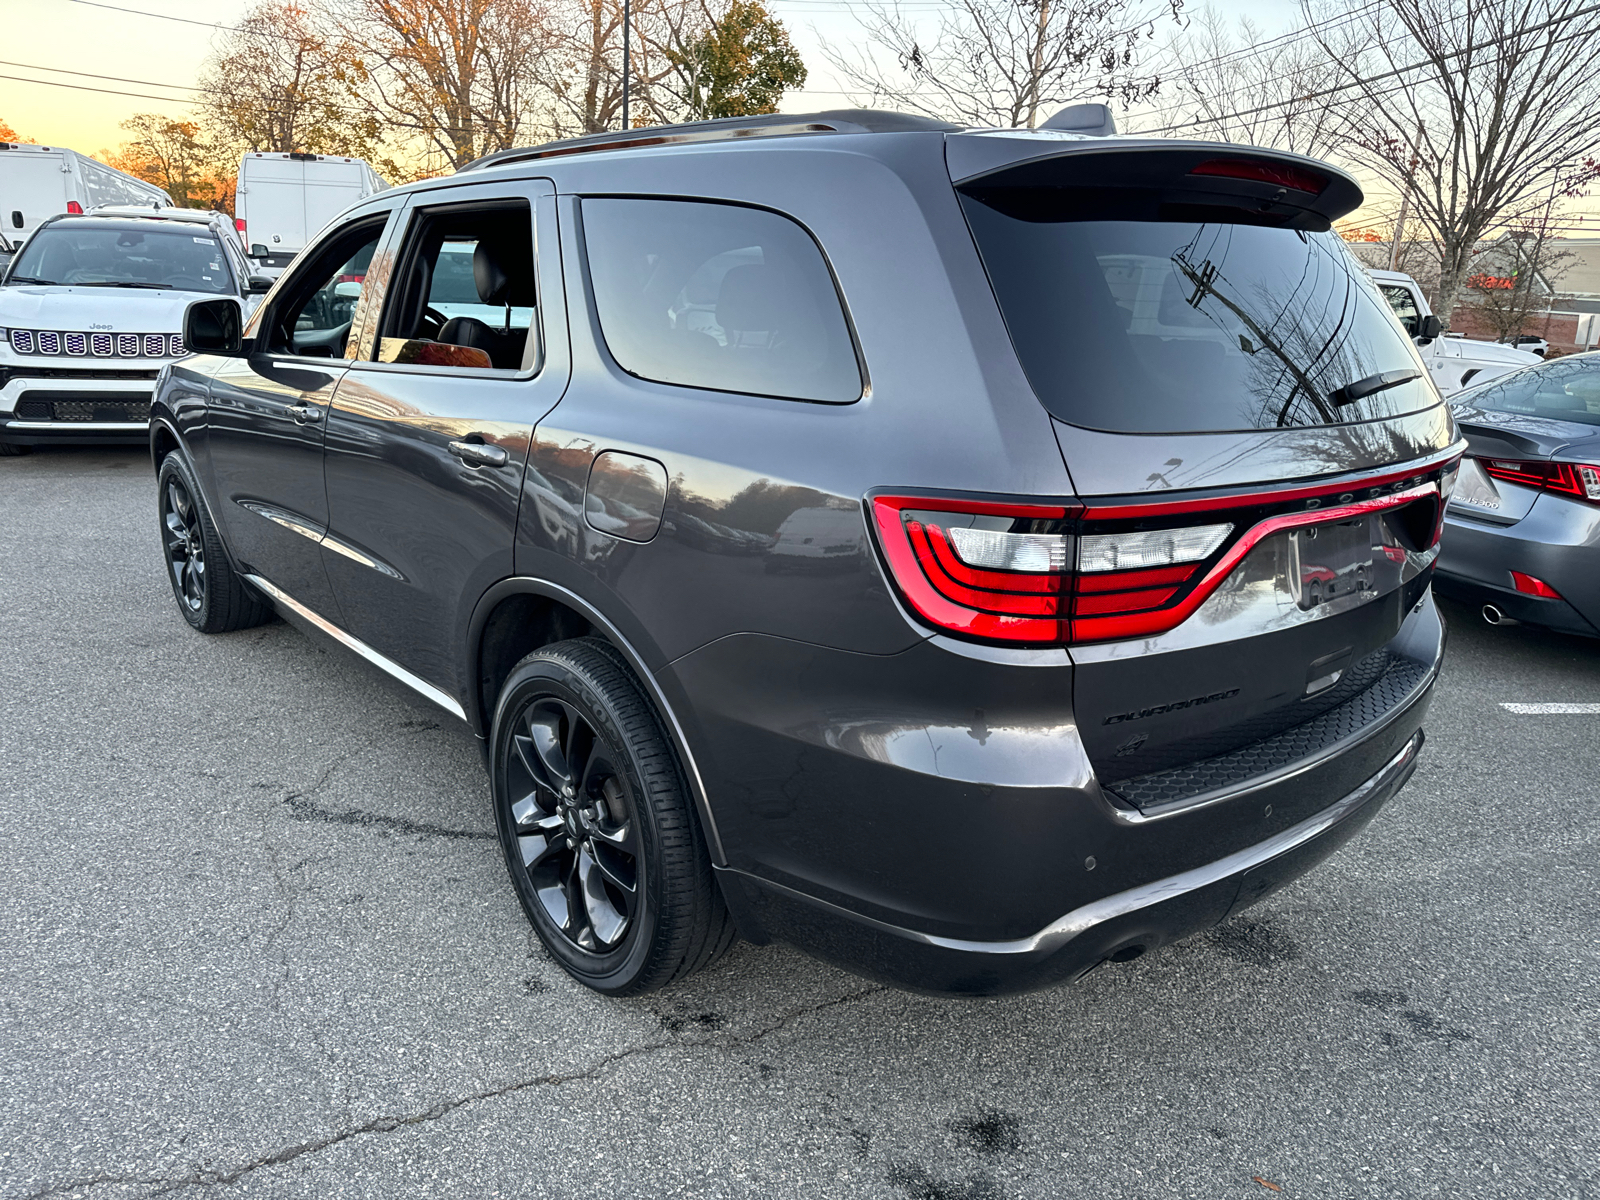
[
  {"left": 1482, "top": 604, "right": 1519, "bottom": 626},
  {"left": 1107, "top": 945, "right": 1146, "bottom": 964}
]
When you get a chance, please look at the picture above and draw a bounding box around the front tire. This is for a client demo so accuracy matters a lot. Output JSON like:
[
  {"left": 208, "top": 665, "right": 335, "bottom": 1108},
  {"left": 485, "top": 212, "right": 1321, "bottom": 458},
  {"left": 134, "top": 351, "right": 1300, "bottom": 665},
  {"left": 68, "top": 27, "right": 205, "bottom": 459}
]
[
  {"left": 0, "top": 441, "right": 31, "bottom": 457},
  {"left": 491, "top": 638, "right": 734, "bottom": 995},
  {"left": 157, "top": 452, "right": 272, "bottom": 633}
]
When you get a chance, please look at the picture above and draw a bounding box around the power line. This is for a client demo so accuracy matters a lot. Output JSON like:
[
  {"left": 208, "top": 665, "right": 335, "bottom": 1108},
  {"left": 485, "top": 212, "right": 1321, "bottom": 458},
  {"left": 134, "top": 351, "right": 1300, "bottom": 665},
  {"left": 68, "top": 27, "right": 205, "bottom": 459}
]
[
  {"left": 1141, "top": 1, "right": 1600, "bottom": 134},
  {"left": 0, "top": 57, "right": 205, "bottom": 94}
]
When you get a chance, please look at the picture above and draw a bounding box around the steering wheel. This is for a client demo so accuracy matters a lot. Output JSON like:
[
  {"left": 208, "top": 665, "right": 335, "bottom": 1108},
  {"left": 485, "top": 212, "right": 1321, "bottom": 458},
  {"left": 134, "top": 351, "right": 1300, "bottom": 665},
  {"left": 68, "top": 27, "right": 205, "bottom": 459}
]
[{"left": 419, "top": 306, "right": 450, "bottom": 340}]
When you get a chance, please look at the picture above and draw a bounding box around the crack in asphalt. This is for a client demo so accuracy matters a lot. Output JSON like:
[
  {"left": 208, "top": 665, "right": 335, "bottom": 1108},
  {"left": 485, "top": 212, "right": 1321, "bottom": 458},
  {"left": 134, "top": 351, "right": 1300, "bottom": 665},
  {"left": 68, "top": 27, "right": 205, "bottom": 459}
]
[
  {"left": 281, "top": 793, "right": 494, "bottom": 841},
  {"left": 12, "top": 985, "right": 887, "bottom": 1200}
]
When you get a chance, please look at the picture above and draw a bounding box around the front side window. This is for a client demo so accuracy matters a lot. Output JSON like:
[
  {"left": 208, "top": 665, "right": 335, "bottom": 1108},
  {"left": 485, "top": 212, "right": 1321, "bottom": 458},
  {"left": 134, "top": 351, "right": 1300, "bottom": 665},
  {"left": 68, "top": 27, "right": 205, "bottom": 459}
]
[
  {"left": 960, "top": 191, "right": 1434, "bottom": 434},
  {"left": 373, "top": 203, "right": 536, "bottom": 372},
  {"left": 8, "top": 224, "right": 234, "bottom": 294},
  {"left": 263, "top": 223, "right": 385, "bottom": 359},
  {"left": 1461, "top": 357, "right": 1600, "bottom": 425},
  {"left": 581, "top": 198, "right": 861, "bottom": 403},
  {"left": 1380, "top": 285, "right": 1421, "bottom": 337}
]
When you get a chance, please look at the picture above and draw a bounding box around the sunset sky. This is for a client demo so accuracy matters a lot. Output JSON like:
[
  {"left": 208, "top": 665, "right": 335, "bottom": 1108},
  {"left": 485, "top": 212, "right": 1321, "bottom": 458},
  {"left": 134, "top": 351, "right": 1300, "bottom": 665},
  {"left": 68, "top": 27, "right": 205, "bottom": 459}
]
[{"left": 1, "top": 0, "right": 1297, "bottom": 159}]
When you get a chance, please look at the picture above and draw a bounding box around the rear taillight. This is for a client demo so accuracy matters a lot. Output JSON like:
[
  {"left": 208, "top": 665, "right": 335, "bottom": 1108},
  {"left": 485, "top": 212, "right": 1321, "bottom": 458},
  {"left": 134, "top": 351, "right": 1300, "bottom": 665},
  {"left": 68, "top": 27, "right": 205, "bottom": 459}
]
[
  {"left": 235, "top": 217, "right": 246, "bottom": 234},
  {"left": 66, "top": 200, "right": 83, "bottom": 214},
  {"left": 1481, "top": 458, "right": 1600, "bottom": 504},
  {"left": 870, "top": 456, "right": 1456, "bottom": 648}
]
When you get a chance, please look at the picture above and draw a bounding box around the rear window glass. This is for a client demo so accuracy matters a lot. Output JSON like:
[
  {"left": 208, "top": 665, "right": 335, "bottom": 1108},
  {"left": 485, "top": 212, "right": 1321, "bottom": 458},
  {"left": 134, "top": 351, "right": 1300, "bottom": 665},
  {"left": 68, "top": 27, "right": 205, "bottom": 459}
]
[
  {"left": 960, "top": 193, "right": 1433, "bottom": 433},
  {"left": 581, "top": 198, "right": 861, "bottom": 403},
  {"left": 1461, "top": 356, "right": 1600, "bottom": 425}
]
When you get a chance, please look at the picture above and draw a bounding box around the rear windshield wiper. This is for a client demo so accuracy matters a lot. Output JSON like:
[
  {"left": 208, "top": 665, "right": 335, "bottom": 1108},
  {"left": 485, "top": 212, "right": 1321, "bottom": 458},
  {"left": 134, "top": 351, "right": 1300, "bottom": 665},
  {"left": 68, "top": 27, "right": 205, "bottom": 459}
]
[
  {"left": 77, "top": 281, "right": 173, "bottom": 290},
  {"left": 1327, "top": 368, "right": 1422, "bottom": 407}
]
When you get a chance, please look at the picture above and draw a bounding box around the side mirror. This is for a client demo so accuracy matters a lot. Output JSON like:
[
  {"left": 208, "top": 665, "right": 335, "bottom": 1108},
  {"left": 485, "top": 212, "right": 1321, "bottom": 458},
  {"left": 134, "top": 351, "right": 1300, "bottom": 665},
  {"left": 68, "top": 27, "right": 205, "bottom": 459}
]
[
  {"left": 184, "top": 299, "right": 245, "bottom": 356},
  {"left": 246, "top": 275, "right": 274, "bottom": 294},
  {"left": 1417, "top": 314, "right": 1443, "bottom": 342}
]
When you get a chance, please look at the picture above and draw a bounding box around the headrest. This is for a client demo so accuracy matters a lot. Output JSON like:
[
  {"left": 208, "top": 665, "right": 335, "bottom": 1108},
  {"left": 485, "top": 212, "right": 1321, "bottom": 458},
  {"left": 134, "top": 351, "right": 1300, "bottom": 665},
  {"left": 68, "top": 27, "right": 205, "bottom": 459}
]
[
  {"left": 474, "top": 240, "right": 511, "bottom": 306},
  {"left": 716, "top": 264, "right": 802, "bottom": 333}
]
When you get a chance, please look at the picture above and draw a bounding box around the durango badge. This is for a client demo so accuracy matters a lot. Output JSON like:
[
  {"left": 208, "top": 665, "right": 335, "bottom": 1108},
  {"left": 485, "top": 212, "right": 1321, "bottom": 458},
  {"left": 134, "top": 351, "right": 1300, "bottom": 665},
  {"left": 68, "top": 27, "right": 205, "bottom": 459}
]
[{"left": 1104, "top": 688, "right": 1242, "bottom": 725}]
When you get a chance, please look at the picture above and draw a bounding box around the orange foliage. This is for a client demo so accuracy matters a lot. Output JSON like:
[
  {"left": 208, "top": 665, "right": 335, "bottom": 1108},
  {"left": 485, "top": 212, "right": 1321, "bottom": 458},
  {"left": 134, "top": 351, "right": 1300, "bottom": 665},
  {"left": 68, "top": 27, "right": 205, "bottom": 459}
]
[{"left": 0, "top": 117, "right": 35, "bottom": 143}]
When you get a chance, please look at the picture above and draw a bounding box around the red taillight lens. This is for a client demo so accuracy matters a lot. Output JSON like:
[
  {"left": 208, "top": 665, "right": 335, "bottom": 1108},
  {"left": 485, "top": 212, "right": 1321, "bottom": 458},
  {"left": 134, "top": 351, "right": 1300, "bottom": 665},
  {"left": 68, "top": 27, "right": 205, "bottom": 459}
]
[
  {"left": 870, "top": 461, "right": 1453, "bottom": 648},
  {"left": 1190, "top": 158, "right": 1326, "bottom": 195},
  {"left": 235, "top": 217, "right": 246, "bottom": 234},
  {"left": 1481, "top": 458, "right": 1600, "bottom": 504},
  {"left": 66, "top": 200, "right": 83, "bottom": 214},
  {"left": 1511, "top": 570, "right": 1563, "bottom": 599}
]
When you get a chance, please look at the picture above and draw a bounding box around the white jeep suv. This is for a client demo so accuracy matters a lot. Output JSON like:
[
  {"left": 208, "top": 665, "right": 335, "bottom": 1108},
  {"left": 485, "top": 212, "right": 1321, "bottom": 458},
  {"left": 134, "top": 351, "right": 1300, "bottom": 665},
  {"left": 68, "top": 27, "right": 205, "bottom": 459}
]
[{"left": 0, "top": 206, "right": 269, "bottom": 455}]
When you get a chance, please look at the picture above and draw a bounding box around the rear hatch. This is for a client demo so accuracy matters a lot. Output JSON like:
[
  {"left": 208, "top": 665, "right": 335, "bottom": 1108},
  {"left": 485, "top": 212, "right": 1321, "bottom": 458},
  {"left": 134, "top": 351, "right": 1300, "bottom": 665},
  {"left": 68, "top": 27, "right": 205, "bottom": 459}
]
[{"left": 948, "top": 134, "right": 1460, "bottom": 804}]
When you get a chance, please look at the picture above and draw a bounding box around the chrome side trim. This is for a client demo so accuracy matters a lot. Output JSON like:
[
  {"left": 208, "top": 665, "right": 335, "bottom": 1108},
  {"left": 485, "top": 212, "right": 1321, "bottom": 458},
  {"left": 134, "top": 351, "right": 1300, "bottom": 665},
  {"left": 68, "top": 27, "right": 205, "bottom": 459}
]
[
  {"left": 732, "top": 732, "right": 1422, "bottom": 958},
  {"left": 244, "top": 572, "right": 467, "bottom": 722},
  {"left": 320, "top": 532, "right": 405, "bottom": 580},
  {"left": 2, "top": 420, "right": 150, "bottom": 431},
  {"left": 237, "top": 500, "right": 325, "bottom": 544}
]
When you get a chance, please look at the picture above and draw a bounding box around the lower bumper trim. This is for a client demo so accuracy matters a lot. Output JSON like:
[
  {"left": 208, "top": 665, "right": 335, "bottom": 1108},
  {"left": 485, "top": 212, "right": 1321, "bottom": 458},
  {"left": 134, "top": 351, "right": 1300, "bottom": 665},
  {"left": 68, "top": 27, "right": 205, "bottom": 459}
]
[{"left": 729, "top": 730, "right": 1422, "bottom": 963}]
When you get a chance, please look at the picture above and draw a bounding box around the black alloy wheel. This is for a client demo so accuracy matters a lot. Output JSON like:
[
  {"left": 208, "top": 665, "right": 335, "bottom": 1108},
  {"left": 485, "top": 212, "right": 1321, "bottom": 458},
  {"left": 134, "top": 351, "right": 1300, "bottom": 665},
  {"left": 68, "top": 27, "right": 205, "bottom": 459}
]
[
  {"left": 162, "top": 473, "right": 206, "bottom": 615},
  {"left": 491, "top": 639, "right": 735, "bottom": 995},
  {"left": 155, "top": 452, "right": 273, "bottom": 634}
]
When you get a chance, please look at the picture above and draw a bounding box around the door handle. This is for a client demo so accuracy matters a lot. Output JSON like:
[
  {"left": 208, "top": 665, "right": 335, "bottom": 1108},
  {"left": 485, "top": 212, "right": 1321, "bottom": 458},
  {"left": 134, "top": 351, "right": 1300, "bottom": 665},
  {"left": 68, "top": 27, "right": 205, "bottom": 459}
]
[
  {"left": 287, "top": 403, "right": 322, "bottom": 424},
  {"left": 448, "top": 439, "right": 509, "bottom": 468}
]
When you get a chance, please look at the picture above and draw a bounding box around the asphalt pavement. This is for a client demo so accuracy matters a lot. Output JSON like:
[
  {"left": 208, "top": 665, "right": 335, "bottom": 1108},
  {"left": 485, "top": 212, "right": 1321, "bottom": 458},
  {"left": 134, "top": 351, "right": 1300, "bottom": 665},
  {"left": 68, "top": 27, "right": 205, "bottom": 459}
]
[{"left": 1, "top": 446, "right": 1596, "bottom": 1200}]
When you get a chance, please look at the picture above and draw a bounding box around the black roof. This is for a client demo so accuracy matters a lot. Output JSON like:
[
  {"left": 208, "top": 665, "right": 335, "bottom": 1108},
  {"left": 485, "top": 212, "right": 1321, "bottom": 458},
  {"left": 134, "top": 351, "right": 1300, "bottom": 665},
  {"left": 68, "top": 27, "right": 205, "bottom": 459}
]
[{"left": 458, "top": 110, "right": 960, "bottom": 173}]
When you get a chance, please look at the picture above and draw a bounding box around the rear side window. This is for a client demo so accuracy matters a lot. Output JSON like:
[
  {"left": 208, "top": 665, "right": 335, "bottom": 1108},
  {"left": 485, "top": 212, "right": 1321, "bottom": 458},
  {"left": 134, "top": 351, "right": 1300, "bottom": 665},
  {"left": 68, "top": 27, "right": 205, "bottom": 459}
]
[
  {"left": 581, "top": 198, "right": 861, "bottom": 403},
  {"left": 1464, "top": 357, "right": 1600, "bottom": 425},
  {"left": 960, "top": 190, "right": 1433, "bottom": 434}
]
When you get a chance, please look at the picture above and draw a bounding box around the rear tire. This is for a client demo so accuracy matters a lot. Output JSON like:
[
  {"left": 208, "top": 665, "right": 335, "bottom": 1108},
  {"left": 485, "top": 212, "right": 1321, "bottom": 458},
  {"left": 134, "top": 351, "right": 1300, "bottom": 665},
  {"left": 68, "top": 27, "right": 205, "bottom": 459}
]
[
  {"left": 0, "top": 441, "right": 31, "bottom": 457},
  {"left": 491, "top": 637, "right": 734, "bottom": 995},
  {"left": 157, "top": 452, "right": 273, "bottom": 633}
]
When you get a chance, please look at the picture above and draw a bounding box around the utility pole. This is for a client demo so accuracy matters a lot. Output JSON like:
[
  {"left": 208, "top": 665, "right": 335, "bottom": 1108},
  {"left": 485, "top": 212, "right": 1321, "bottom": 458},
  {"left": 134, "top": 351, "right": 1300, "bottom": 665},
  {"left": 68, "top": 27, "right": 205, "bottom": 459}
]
[
  {"left": 1389, "top": 124, "right": 1423, "bottom": 272},
  {"left": 622, "top": 0, "right": 631, "bottom": 131}
]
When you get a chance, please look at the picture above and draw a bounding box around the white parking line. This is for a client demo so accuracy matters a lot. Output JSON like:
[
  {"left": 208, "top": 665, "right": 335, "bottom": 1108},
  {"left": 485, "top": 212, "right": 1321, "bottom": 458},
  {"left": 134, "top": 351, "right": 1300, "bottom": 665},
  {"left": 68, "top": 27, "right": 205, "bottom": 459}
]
[{"left": 1500, "top": 702, "right": 1600, "bottom": 714}]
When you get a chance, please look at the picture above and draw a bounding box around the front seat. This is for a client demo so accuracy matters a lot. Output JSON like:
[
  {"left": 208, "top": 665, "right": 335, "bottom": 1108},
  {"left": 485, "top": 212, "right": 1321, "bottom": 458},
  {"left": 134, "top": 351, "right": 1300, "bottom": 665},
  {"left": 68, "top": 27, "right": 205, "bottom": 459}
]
[{"left": 437, "top": 241, "right": 531, "bottom": 370}]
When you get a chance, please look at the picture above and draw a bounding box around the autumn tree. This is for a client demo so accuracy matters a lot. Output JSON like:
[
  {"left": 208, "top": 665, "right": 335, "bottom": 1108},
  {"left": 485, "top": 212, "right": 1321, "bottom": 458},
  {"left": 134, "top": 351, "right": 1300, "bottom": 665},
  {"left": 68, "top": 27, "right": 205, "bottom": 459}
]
[
  {"left": 1305, "top": 0, "right": 1600, "bottom": 326},
  {"left": 339, "top": 0, "right": 554, "bottom": 170},
  {"left": 104, "top": 114, "right": 234, "bottom": 211},
  {"left": 0, "top": 118, "right": 34, "bottom": 144},
  {"left": 672, "top": 0, "right": 805, "bottom": 119},
  {"left": 543, "top": 0, "right": 718, "bottom": 134},
  {"left": 199, "top": 0, "right": 382, "bottom": 159},
  {"left": 823, "top": 0, "right": 1181, "bottom": 129}
]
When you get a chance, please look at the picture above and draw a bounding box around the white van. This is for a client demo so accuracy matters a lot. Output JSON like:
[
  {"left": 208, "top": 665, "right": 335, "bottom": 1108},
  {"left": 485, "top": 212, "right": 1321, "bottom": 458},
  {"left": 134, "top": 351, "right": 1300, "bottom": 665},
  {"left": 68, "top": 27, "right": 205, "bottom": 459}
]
[
  {"left": 234, "top": 152, "right": 388, "bottom": 275},
  {"left": 0, "top": 143, "right": 172, "bottom": 240}
]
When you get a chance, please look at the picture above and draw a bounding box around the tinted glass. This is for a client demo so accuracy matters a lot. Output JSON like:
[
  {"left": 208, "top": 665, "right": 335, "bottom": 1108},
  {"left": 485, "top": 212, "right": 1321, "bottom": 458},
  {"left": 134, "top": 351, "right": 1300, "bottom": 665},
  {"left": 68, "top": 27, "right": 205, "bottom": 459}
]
[
  {"left": 960, "top": 195, "right": 1433, "bottom": 433},
  {"left": 582, "top": 198, "right": 861, "bottom": 403},
  {"left": 1461, "top": 356, "right": 1600, "bottom": 426},
  {"left": 291, "top": 238, "right": 376, "bottom": 336},
  {"left": 426, "top": 237, "right": 533, "bottom": 332},
  {"left": 9, "top": 224, "right": 233, "bottom": 294}
]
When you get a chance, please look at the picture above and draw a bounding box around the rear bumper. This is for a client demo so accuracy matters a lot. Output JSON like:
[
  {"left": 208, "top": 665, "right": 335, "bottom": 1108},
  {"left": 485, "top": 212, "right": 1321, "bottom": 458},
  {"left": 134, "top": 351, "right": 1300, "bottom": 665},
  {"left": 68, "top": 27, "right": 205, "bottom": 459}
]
[
  {"left": 1437, "top": 498, "right": 1600, "bottom": 636},
  {"left": 722, "top": 730, "right": 1423, "bottom": 995}
]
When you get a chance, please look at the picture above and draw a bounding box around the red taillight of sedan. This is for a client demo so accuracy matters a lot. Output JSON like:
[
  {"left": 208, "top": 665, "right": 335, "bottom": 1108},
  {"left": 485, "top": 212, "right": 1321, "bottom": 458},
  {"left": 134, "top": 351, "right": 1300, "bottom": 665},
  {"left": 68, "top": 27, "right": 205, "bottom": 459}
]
[
  {"left": 1511, "top": 571, "right": 1564, "bottom": 600},
  {"left": 870, "top": 456, "right": 1457, "bottom": 648},
  {"left": 1481, "top": 459, "right": 1600, "bottom": 504}
]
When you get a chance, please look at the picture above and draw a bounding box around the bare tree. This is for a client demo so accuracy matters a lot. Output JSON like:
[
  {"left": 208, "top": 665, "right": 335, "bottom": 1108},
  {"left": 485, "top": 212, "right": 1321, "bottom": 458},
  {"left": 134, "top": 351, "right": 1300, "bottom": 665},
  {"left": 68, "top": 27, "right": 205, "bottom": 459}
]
[
  {"left": 199, "top": 1, "right": 381, "bottom": 159},
  {"left": 1305, "top": 0, "right": 1600, "bottom": 326},
  {"left": 822, "top": 0, "right": 1182, "bottom": 130},
  {"left": 1130, "top": 8, "right": 1348, "bottom": 156},
  {"left": 339, "top": 0, "right": 555, "bottom": 170}
]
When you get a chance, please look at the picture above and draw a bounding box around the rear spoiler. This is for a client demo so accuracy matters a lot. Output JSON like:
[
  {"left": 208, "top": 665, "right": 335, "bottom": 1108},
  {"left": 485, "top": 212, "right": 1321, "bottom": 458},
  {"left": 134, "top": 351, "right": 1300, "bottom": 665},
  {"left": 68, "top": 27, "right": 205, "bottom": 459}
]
[{"left": 946, "top": 134, "right": 1363, "bottom": 229}]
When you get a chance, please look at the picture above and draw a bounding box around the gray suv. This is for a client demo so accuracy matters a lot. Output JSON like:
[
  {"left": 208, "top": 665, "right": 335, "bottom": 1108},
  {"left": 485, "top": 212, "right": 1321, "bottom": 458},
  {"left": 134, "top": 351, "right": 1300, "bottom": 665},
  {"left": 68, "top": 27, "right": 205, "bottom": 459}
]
[{"left": 153, "top": 109, "right": 1462, "bottom": 996}]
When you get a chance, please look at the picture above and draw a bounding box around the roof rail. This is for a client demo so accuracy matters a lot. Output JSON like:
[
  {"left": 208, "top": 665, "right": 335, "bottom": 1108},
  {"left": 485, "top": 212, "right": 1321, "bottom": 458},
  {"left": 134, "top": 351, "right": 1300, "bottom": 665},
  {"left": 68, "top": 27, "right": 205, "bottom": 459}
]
[{"left": 458, "top": 109, "right": 961, "bottom": 172}]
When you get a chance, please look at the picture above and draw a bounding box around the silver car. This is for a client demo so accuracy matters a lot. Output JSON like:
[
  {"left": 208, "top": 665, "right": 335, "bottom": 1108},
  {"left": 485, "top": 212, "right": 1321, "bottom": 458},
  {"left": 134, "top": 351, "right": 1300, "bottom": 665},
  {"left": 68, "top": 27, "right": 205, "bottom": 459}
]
[{"left": 1436, "top": 352, "right": 1600, "bottom": 636}]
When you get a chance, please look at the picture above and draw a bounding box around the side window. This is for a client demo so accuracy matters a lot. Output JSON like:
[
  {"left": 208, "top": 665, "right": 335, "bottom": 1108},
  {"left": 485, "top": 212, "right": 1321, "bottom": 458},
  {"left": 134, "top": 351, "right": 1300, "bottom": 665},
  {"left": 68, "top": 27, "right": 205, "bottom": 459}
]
[
  {"left": 264, "top": 221, "right": 386, "bottom": 359},
  {"left": 581, "top": 198, "right": 862, "bottom": 404},
  {"left": 1380, "top": 285, "right": 1421, "bottom": 337},
  {"left": 373, "top": 201, "right": 536, "bottom": 372}
]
